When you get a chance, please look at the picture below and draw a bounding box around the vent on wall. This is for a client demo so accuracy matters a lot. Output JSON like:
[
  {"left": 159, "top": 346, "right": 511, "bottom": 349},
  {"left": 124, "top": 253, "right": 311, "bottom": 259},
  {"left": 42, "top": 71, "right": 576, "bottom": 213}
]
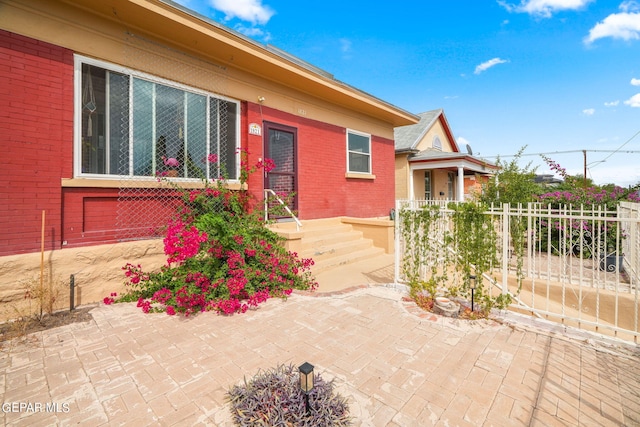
[{"left": 433, "top": 136, "right": 442, "bottom": 151}]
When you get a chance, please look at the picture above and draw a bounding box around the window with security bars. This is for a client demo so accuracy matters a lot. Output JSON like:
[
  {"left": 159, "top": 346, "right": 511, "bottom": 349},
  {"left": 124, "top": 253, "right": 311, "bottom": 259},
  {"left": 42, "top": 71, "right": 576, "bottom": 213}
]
[{"left": 77, "top": 57, "right": 239, "bottom": 180}]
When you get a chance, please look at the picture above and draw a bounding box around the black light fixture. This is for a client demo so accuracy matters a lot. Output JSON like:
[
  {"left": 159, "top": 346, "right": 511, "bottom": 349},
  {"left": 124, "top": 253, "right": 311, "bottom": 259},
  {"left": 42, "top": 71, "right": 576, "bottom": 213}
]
[
  {"left": 298, "top": 362, "right": 314, "bottom": 414},
  {"left": 469, "top": 274, "right": 476, "bottom": 312}
]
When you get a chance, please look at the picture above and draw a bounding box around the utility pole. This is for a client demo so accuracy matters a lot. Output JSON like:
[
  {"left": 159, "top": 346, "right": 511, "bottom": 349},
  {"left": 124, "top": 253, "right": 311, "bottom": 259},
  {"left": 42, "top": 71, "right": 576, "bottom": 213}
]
[{"left": 583, "top": 150, "right": 587, "bottom": 188}]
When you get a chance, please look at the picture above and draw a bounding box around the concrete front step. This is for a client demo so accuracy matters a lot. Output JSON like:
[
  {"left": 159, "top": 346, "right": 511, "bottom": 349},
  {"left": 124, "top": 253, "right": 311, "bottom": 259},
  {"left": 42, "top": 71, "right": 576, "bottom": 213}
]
[
  {"left": 311, "top": 246, "right": 386, "bottom": 274},
  {"left": 300, "top": 230, "right": 363, "bottom": 252},
  {"left": 269, "top": 217, "right": 391, "bottom": 276},
  {"left": 301, "top": 237, "right": 374, "bottom": 262},
  {"left": 293, "top": 224, "right": 354, "bottom": 239},
  {"left": 270, "top": 217, "right": 344, "bottom": 232}
]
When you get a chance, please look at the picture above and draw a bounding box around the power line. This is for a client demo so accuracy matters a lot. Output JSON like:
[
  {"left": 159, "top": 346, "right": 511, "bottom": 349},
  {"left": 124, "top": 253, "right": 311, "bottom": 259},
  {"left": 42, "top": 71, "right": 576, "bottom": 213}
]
[
  {"left": 482, "top": 129, "right": 640, "bottom": 161},
  {"left": 482, "top": 149, "right": 640, "bottom": 159},
  {"left": 597, "top": 128, "right": 640, "bottom": 164}
]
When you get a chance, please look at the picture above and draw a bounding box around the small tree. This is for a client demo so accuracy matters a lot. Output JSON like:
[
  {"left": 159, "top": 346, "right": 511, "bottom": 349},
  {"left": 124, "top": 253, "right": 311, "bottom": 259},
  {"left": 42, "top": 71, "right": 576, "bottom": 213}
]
[{"left": 479, "top": 146, "right": 542, "bottom": 206}]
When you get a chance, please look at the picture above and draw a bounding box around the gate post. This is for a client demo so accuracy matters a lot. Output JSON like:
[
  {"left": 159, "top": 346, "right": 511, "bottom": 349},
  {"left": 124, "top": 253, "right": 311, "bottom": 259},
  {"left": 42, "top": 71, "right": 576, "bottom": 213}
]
[
  {"left": 502, "top": 203, "right": 510, "bottom": 294},
  {"left": 394, "top": 199, "right": 401, "bottom": 285}
]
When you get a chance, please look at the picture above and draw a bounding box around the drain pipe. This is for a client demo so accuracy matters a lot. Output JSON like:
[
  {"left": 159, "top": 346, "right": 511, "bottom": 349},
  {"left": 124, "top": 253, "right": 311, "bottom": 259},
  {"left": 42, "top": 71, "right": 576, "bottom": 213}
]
[{"left": 69, "top": 274, "right": 75, "bottom": 312}]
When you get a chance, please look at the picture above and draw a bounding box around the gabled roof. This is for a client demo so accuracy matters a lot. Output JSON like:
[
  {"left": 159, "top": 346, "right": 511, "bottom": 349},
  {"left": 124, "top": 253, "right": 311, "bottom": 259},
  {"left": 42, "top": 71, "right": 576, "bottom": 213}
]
[
  {"left": 394, "top": 109, "right": 458, "bottom": 153},
  {"left": 394, "top": 108, "right": 498, "bottom": 173}
]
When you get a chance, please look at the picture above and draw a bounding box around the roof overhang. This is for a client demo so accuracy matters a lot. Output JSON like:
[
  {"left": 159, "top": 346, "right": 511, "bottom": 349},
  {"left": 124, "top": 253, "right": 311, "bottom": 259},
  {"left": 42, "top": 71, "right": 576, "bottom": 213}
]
[
  {"left": 57, "top": 0, "right": 419, "bottom": 127},
  {"left": 409, "top": 153, "right": 498, "bottom": 175}
]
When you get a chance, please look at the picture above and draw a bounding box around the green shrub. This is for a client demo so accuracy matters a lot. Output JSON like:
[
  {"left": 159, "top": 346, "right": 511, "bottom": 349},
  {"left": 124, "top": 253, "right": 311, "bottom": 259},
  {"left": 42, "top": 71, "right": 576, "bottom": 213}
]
[{"left": 106, "top": 149, "right": 317, "bottom": 315}]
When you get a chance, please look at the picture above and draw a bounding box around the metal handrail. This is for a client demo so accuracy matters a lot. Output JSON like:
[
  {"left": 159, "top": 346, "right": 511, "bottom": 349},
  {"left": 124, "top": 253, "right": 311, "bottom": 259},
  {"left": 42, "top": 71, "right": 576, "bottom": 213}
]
[{"left": 264, "top": 189, "right": 302, "bottom": 231}]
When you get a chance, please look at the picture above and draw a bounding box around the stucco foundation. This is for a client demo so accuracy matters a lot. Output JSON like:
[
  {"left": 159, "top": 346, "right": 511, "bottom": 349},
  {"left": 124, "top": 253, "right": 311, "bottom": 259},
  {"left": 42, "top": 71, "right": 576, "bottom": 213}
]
[
  {"left": 340, "top": 217, "right": 394, "bottom": 254},
  {"left": 0, "top": 239, "right": 166, "bottom": 322}
]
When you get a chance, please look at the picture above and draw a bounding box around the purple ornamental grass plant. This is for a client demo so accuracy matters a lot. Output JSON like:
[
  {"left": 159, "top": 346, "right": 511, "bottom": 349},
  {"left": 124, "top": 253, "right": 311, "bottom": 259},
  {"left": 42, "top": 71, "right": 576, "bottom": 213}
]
[
  {"left": 227, "top": 364, "right": 352, "bottom": 427},
  {"left": 106, "top": 149, "right": 317, "bottom": 315}
]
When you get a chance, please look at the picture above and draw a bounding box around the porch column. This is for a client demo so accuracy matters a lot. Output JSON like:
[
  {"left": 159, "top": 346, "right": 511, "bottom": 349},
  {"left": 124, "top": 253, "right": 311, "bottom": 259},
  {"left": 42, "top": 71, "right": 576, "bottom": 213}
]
[
  {"left": 409, "top": 167, "right": 414, "bottom": 200},
  {"left": 457, "top": 166, "right": 464, "bottom": 202}
]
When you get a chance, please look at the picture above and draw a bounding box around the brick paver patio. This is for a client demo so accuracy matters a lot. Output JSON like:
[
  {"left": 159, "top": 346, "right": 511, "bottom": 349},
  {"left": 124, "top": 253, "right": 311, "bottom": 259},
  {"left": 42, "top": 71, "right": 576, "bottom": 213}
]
[{"left": 1, "top": 286, "right": 639, "bottom": 426}]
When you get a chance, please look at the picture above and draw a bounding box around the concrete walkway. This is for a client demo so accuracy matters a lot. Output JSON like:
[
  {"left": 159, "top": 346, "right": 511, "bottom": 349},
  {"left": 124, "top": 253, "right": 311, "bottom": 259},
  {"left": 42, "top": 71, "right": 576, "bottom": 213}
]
[{"left": 1, "top": 282, "right": 639, "bottom": 426}]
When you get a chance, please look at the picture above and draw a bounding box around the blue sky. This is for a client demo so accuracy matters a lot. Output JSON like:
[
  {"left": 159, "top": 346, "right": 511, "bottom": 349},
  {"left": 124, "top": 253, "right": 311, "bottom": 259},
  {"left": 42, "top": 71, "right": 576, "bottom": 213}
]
[{"left": 175, "top": 0, "right": 640, "bottom": 187}]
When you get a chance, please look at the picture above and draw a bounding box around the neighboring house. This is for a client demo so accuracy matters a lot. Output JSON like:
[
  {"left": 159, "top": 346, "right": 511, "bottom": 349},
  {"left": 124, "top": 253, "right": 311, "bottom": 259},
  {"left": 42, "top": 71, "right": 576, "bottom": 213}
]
[
  {"left": 394, "top": 109, "right": 497, "bottom": 201},
  {"left": 0, "top": 0, "right": 419, "bottom": 257},
  {"left": 535, "top": 174, "right": 564, "bottom": 187}
]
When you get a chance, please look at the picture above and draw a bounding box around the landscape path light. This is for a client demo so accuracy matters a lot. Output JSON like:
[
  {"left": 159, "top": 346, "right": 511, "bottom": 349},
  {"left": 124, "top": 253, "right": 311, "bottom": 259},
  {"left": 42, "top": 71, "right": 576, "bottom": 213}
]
[
  {"left": 469, "top": 274, "right": 476, "bottom": 312},
  {"left": 298, "top": 362, "right": 314, "bottom": 415}
]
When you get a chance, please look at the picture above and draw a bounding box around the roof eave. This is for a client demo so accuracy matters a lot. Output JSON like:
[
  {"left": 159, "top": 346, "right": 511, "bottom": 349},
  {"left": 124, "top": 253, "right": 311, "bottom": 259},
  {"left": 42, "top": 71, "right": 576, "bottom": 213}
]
[{"left": 65, "top": 0, "right": 419, "bottom": 127}]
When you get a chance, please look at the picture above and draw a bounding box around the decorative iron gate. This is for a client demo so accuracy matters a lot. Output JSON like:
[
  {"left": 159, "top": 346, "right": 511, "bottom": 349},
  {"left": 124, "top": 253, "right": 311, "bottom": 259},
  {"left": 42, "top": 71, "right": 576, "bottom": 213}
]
[{"left": 395, "top": 200, "right": 640, "bottom": 343}]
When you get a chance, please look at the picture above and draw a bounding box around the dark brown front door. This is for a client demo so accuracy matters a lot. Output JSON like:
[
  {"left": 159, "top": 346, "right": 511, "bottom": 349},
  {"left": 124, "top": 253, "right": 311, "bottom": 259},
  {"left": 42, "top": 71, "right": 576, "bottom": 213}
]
[{"left": 264, "top": 122, "right": 297, "bottom": 215}]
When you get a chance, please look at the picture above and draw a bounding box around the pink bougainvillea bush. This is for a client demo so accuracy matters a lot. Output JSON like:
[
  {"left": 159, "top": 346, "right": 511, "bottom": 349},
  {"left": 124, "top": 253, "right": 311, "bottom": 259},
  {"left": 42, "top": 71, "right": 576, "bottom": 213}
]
[
  {"left": 107, "top": 149, "right": 317, "bottom": 316},
  {"left": 533, "top": 155, "right": 639, "bottom": 257}
]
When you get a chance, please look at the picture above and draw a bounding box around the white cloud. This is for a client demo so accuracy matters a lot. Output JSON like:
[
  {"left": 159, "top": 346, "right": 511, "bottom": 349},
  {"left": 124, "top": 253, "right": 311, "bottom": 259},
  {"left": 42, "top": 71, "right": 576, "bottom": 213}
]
[
  {"left": 620, "top": 0, "right": 640, "bottom": 13},
  {"left": 234, "top": 25, "right": 271, "bottom": 41},
  {"left": 338, "top": 38, "right": 353, "bottom": 59},
  {"left": 632, "top": 77, "right": 640, "bottom": 85},
  {"left": 340, "top": 38, "right": 352, "bottom": 54},
  {"left": 474, "top": 58, "right": 509, "bottom": 74},
  {"left": 624, "top": 93, "right": 640, "bottom": 107},
  {"left": 584, "top": 2, "right": 640, "bottom": 44},
  {"left": 583, "top": 108, "right": 595, "bottom": 115},
  {"left": 604, "top": 100, "right": 620, "bottom": 107},
  {"left": 210, "top": 0, "right": 274, "bottom": 25},
  {"left": 498, "top": 0, "right": 593, "bottom": 18}
]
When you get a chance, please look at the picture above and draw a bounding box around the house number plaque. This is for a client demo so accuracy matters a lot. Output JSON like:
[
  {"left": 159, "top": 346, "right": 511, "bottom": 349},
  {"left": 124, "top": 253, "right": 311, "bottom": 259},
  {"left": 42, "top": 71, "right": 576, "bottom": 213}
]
[{"left": 249, "top": 123, "right": 262, "bottom": 136}]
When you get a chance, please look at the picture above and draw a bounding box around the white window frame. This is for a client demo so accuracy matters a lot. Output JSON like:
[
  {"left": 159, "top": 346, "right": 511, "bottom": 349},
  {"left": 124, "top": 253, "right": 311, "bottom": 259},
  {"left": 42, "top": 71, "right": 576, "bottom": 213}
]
[
  {"left": 424, "top": 171, "right": 432, "bottom": 200},
  {"left": 346, "top": 129, "right": 372, "bottom": 174},
  {"left": 73, "top": 55, "right": 241, "bottom": 181},
  {"left": 433, "top": 136, "right": 442, "bottom": 151}
]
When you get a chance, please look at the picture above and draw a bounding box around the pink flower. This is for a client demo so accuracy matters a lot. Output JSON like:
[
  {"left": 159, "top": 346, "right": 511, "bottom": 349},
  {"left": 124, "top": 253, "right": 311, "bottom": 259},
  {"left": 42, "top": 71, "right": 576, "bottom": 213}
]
[
  {"left": 136, "top": 297, "right": 151, "bottom": 313},
  {"left": 257, "top": 158, "right": 276, "bottom": 173},
  {"left": 207, "top": 154, "right": 219, "bottom": 163},
  {"left": 162, "top": 156, "right": 180, "bottom": 167},
  {"left": 166, "top": 306, "right": 176, "bottom": 316},
  {"left": 164, "top": 220, "right": 208, "bottom": 264}
]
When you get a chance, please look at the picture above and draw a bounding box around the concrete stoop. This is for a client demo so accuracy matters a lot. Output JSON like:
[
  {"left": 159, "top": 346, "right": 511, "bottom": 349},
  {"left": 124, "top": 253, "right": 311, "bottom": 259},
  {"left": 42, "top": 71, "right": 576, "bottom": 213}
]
[{"left": 269, "top": 218, "right": 386, "bottom": 275}]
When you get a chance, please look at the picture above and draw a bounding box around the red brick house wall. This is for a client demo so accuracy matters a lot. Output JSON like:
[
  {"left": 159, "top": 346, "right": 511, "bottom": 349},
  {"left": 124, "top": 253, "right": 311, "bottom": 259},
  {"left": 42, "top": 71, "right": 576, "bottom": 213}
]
[
  {"left": 0, "top": 30, "right": 73, "bottom": 256},
  {"left": 1, "top": 30, "right": 395, "bottom": 256},
  {"left": 245, "top": 104, "right": 395, "bottom": 220}
]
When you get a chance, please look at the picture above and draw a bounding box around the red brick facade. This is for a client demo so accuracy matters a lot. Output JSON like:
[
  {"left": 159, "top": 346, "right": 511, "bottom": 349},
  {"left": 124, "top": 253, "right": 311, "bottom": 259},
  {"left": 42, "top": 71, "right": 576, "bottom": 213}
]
[
  {"left": 245, "top": 104, "right": 395, "bottom": 220},
  {"left": 1, "top": 30, "right": 395, "bottom": 256},
  {"left": 0, "top": 30, "right": 73, "bottom": 255}
]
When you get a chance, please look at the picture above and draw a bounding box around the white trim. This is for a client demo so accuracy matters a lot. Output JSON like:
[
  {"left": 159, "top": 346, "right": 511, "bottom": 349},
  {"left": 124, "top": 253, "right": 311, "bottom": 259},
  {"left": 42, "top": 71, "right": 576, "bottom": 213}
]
[
  {"left": 457, "top": 166, "right": 464, "bottom": 202},
  {"left": 346, "top": 128, "right": 372, "bottom": 174},
  {"left": 73, "top": 54, "right": 241, "bottom": 181},
  {"left": 73, "top": 58, "right": 82, "bottom": 177},
  {"left": 424, "top": 170, "right": 432, "bottom": 200}
]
